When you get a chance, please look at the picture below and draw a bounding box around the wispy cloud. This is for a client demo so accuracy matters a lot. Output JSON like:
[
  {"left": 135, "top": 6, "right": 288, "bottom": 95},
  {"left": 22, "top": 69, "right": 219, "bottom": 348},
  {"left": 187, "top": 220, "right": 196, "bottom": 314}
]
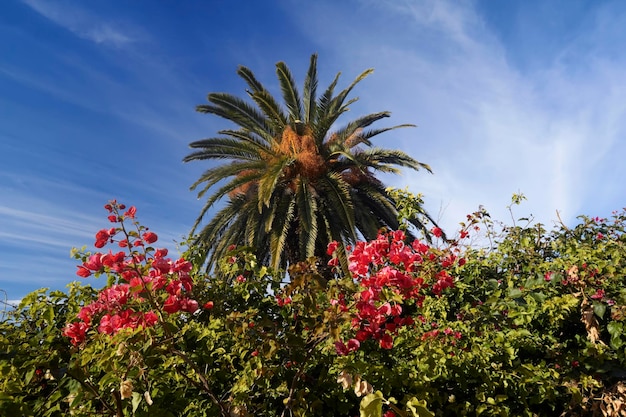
[
  {"left": 21, "top": 0, "right": 138, "bottom": 47},
  {"left": 283, "top": 0, "right": 626, "bottom": 231},
  {"left": 0, "top": 171, "right": 194, "bottom": 298}
]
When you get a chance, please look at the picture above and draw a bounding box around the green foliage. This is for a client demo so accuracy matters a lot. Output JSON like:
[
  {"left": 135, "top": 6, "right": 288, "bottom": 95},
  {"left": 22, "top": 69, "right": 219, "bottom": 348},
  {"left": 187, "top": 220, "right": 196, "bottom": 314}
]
[
  {"left": 3, "top": 196, "right": 626, "bottom": 416},
  {"left": 0, "top": 284, "right": 98, "bottom": 416}
]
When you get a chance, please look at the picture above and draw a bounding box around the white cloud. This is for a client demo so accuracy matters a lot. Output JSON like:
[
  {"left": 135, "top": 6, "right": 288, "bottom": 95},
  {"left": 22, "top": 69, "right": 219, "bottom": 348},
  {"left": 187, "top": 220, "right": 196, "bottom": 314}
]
[
  {"left": 21, "top": 0, "right": 137, "bottom": 47},
  {"left": 283, "top": 0, "right": 626, "bottom": 231}
]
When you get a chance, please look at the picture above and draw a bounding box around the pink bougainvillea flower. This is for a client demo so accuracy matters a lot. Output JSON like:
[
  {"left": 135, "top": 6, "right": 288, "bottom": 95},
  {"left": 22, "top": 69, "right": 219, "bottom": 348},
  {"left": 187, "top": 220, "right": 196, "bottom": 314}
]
[
  {"left": 180, "top": 298, "right": 199, "bottom": 313},
  {"left": 379, "top": 333, "right": 393, "bottom": 349},
  {"left": 347, "top": 338, "right": 360, "bottom": 352},
  {"left": 83, "top": 254, "right": 103, "bottom": 271},
  {"left": 590, "top": 289, "right": 605, "bottom": 300},
  {"left": 276, "top": 296, "right": 292, "bottom": 307},
  {"left": 123, "top": 206, "right": 137, "bottom": 219},
  {"left": 163, "top": 295, "right": 180, "bottom": 314},
  {"left": 76, "top": 266, "right": 92, "bottom": 278},
  {"left": 63, "top": 321, "right": 89, "bottom": 346},
  {"left": 326, "top": 241, "right": 339, "bottom": 255},
  {"left": 335, "top": 341, "right": 350, "bottom": 356},
  {"left": 142, "top": 232, "right": 158, "bottom": 244}
]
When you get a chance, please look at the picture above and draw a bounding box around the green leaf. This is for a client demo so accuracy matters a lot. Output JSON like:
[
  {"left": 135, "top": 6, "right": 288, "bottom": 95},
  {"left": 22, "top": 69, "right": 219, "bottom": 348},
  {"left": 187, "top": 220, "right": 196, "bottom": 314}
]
[
  {"left": 25, "top": 368, "right": 35, "bottom": 384},
  {"left": 406, "top": 397, "right": 435, "bottom": 417},
  {"left": 43, "top": 306, "right": 55, "bottom": 324},
  {"left": 507, "top": 288, "right": 523, "bottom": 299},
  {"left": 360, "top": 391, "right": 383, "bottom": 417},
  {"left": 132, "top": 391, "right": 142, "bottom": 413},
  {"left": 607, "top": 321, "right": 623, "bottom": 337},
  {"left": 592, "top": 301, "right": 606, "bottom": 319}
]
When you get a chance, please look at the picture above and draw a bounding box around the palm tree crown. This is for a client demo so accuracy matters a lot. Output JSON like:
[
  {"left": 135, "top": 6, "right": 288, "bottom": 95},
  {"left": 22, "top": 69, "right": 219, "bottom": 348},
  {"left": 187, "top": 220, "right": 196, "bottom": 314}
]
[{"left": 184, "top": 54, "right": 433, "bottom": 271}]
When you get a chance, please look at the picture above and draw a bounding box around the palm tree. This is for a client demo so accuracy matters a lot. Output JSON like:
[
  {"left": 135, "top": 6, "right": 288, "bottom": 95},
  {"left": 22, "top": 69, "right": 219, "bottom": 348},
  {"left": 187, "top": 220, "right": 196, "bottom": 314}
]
[{"left": 184, "top": 54, "right": 434, "bottom": 271}]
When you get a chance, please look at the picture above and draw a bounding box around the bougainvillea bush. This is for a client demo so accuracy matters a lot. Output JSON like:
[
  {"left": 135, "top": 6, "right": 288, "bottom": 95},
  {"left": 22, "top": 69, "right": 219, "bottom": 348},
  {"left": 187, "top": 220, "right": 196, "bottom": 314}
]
[{"left": 2, "top": 196, "right": 626, "bottom": 416}]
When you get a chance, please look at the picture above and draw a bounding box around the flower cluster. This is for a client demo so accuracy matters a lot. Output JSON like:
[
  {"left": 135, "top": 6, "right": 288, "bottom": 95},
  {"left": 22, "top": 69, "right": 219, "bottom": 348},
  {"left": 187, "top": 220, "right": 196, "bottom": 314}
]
[
  {"left": 329, "top": 230, "right": 464, "bottom": 352},
  {"left": 64, "top": 201, "right": 200, "bottom": 346}
]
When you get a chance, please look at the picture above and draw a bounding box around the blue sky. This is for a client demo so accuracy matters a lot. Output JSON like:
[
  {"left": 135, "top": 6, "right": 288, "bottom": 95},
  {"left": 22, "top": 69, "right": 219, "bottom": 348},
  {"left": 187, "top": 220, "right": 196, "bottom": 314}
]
[{"left": 1, "top": 0, "right": 625, "bottom": 302}]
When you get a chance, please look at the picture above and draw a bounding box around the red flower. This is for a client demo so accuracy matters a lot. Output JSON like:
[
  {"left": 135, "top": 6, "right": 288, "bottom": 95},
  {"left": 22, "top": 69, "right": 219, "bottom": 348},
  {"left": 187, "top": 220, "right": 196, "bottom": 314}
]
[
  {"left": 431, "top": 227, "right": 443, "bottom": 238},
  {"left": 335, "top": 341, "right": 349, "bottom": 356},
  {"left": 379, "top": 333, "right": 393, "bottom": 349},
  {"left": 83, "top": 254, "right": 103, "bottom": 271},
  {"left": 95, "top": 229, "right": 110, "bottom": 241},
  {"left": 76, "top": 266, "right": 91, "bottom": 278},
  {"left": 124, "top": 206, "right": 137, "bottom": 219},
  {"left": 163, "top": 295, "right": 181, "bottom": 313},
  {"left": 347, "top": 338, "right": 360, "bottom": 352},
  {"left": 590, "top": 289, "right": 605, "bottom": 300},
  {"left": 143, "top": 311, "right": 158, "bottom": 327},
  {"left": 276, "top": 296, "right": 292, "bottom": 307},
  {"left": 203, "top": 301, "right": 214, "bottom": 309},
  {"left": 326, "top": 241, "right": 339, "bottom": 255},
  {"left": 64, "top": 321, "right": 89, "bottom": 346},
  {"left": 180, "top": 298, "right": 199, "bottom": 313},
  {"left": 142, "top": 232, "right": 158, "bottom": 244}
]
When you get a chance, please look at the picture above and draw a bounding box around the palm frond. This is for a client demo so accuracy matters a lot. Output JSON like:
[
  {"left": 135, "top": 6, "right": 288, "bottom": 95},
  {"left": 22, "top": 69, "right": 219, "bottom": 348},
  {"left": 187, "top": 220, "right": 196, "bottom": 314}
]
[
  {"left": 184, "top": 137, "right": 266, "bottom": 162},
  {"left": 216, "top": 129, "right": 275, "bottom": 150},
  {"left": 269, "top": 199, "right": 296, "bottom": 270},
  {"left": 316, "top": 72, "right": 341, "bottom": 119},
  {"left": 198, "top": 93, "right": 274, "bottom": 139},
  {"left": 192, "top": 197, "right": 245, "bottom": 258},
  {"left": 189, "top": 160, "right": 265, "bottom": 194},
  {"left": 237, "top": 65, "right": 265, "bottom": 93},
  {"left": 357, "top": 148, "right": 432, "bottom": 173},
  {"left": 275, "top": 61, "right": 302, "bottom": 122},
  {"left": 352, "top": 185, "right": 400, "bottom": 237},
  {"left": 327, "top": 68, "right": 374, "bottom": 118},
  {"left": 249, "top": 89, "right": 288, "bottom": 131},
  {"left": 330, "top": 112, "right": 391, "bottom": 147},
  {"left": 303, "top": 54, "right": 318, "bottom": 124},
  {"left": 196, "top": 170, "right": 260, "bottom": 216},
  {"left": 296, "top": 179, "right": 319, "bottom": 258},
  {"left": 316, "top": 172, "right": 357, "bottom": 242},
  {"left": 354, "top": 124, "right": 415, "bottom": 147},
  {"left": 257, "top": 156, "right": 292, "bottom": 209}
]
